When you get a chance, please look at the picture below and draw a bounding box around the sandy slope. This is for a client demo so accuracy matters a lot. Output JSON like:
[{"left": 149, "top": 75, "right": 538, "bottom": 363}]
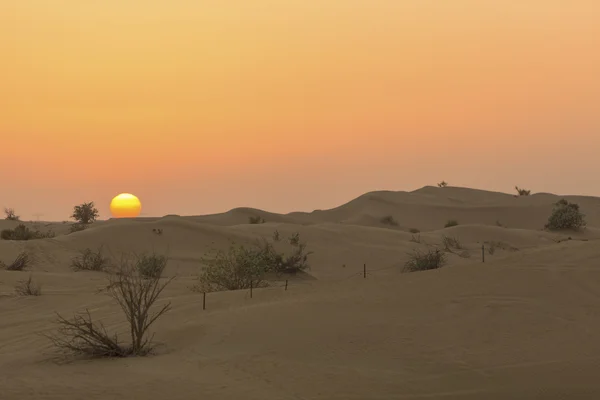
[{"left": 1, "top": 186, "right": 600, "bottom": 399}]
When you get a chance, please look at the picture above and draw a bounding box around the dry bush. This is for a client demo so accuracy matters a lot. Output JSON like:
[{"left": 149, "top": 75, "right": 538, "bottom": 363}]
[
  {"left": 545, "top": 199, "right": 586, "bottom": 231},
  {"left": 3, "top": 251, "right": 30, "bottom": 271},
  {"left": 409, "top": 228, "right": 420, "bottom": 234},
  {"left": 410, "top": 233, "right": 421, "bottom": 243},
  {"left": 380, "top": 215, "right": 398, "bottom": 226},
  {"left": 403, "top": 247, "right": 447, "bottom": 272},
  {"left": 485, "top": 240, "right": 518, "bottom": 254},
  {"left": 1, "top": 224, "right": 55, "bottom": 240},
  {"left": 248, "top": 216, "right": 265, "bottom": 224},
  {"left": 4, "top": 207, "right": 19, "bottom": 221},
  {"left": 69, "top": 223, "right": 87, "bottom": 234},
  {"left": 195, "top": 231, "right": 312, "bottom": 292},
  {"left": 442, "top": 235, "right": 462, "bottom": 251},
  {"left": 438, "top": 181, "right": 448, "bottom": 187},
  {"left": 15, "top": 275, "right": 42, "bottom": 296},
  {"left": 515, "top": 186, "right": 531, "bottom": 196},
  {"left": 444, "top": 219, "right": 459, "bottom": 228},
  {"left": 136, "top": 253, "right": 167, "bottom": 279},
  {"left": 44, "top": 254, "right": 173, "bottom": 358},
  {"left": 71, "top": 247, "right": 112, "bottom": 272}
]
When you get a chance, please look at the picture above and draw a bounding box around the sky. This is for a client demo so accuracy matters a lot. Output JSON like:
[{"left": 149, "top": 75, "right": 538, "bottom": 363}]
[{"left": 2, "top": 0, "right": 599, "bottom": 221}]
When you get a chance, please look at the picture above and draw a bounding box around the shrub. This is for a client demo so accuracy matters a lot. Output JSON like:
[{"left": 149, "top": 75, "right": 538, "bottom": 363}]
[
  {"left": 44, "top": 255, "right": 173, "bottom": 358},
  {"left": 136, "top": 253, "right": 167, "bottom": 279},
  {"left": 69, "top": 223, "right": 88, "bottom": 234},
  {"left": 442, "top": 235, "right": 462, "bottom": 251},
  {"left": 545, "top": 199, "right": 586, "bottom": 231},
  {"left": 15, "top": 275, "right": 42, "bottom": 296},
  {"left": 4, "top": 207, "right": 19, "bottom": 221},
  {"left": 515, "top": 186, "right": 531, "bottom": 196},
  {"left": 71, "top": 202, "right": 99, "bottom": 225},
  {"left": 248, "top": 216, "right": 265, "bottom": 224},
  {"left": 71, "top": 247, "right": 112, "bottom": 272},
  {"left": 195, "top": 231, "right": 312, "bottom": 291},
  {"left": 403, "top": 247, "right": 447, "bottom": 272},
  {"left": 410, "top": 234, "right": 421, "bottom": 243},
  {"left": 444, "top": 219, "right": 459, "bottom": 228},
  {"left": 409, "top": 228, "right": 420, "bottom": 234},
  {"left": 1, "top": 224, "right": 55, "bottom": 240},
  {"left": 380, "top": 215, "right": 398, "bottom": 226},
  {"left": 438, "top": 181, "right": 448, "bottom": 188},
  {"left": 3, "top": 251, "right": 30, "bottom": 271}
]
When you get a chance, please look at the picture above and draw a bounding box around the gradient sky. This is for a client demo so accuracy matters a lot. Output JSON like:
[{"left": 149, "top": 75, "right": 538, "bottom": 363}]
[{"left": 2, "top": 0, "right": 599, "bottom": 221}]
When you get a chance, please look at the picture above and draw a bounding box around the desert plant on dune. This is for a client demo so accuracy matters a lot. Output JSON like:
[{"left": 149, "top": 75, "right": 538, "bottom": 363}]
[
  {"left": 15, "top": 275, "right": 42, "bottom": 296},
  {"left": 71, "top": 202, "right": 99, "bottom": 225},
  {"left": 44, "top": 254, "right": 173, "bottom": 358},
  {"left": 545, "top": 199, "right": 586, "bottom": 231},
  {"left": 380, "top": 215, "right": 398, "bottom": 226},
  {"left": 441, "top": 235, "right": 462, "bottom": 251},
  {"left": 515, "top": 186, "right": 531, "bottom": 196},
  {"left": 3, "top": 251, "right": 31, "bottom": 271},
  {"left": 403, "top": 247, "right": 447, "bottom": 272},
  {"left": 70, "top": 247, "right": 112, "bottom": 272},
  {"left": 4, "top": 207, "right": 19, "bottom": 221},
  {"left": 1, "top": 224, "right": 55, "bottom": 240},
  {"left": 444, "top": 219, "right": 459, "bottom": 228},
  {"left": 437, "top": 181, "right": 448, "bottom": 188},
  {"left": 69, "top": 223, "right": 87, "bottom": 234},
  {"left": 136, "top": 253, "right": 167, "bottom": 279},
  {"left": 195, "top": 231, "right": 312, "bottom": 292},
  {"left": 409, "top": 228, "right": 420, "bottom": 234},
  {"left": 248, "top": 215, "right": 266, "bottom": 224}
]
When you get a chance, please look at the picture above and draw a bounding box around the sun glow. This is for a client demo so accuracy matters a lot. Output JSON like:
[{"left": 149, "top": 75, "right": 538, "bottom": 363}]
[{"left": 110, "top": 193, "right": 142, "bottom": 218}]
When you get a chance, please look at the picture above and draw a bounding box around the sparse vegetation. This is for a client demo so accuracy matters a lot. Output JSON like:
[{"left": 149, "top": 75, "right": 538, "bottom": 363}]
[
  {"left": 44, "top": 254, "right": 173, "bottom": 358},
  {"left": 403, "top": 247, "right": 447, "bottom": 272},
  {"left": 442, "top": 235, "right": 462, "bottom": 251},
  {"left": 380, "top": 215, "right": 398, "bottom": 226},
  {"left": 71, "top": 202, "right": 99, "bottom": 225},
  {"left": 545, "top": 199, "right": 586, "bottom": 231},
  {"left": 438, "top": 181, "right": 448, "bottom": 188},
  {"left": 515, "top": 186, "right": 531, "bottom": 196},
  {"left": 195, "top": 231, "right": 312, "bottom": 292},
  {"left": 152, "top": 228, "right": 163, "bottom": 235},
  {"left": 410, "top": 233, "right": 421, "bottom": 243},
  {"left": 248, "top": 216, "right": 266, "bottom": 224},
  {"left": 444, "top": 219, "right": 459, "bottom": 228},
  {"left": 2, "top": 251, "right": 31, "bottom": 271},
  {"left": 70, "top": 247, "right": 112, "bottom": 272},
  {"left": 15, "top": 275, "right": 42, "bottom": 296},
  {"left": 4, "top": 207, "right": 19, "bottom": 221},
  {"left": 136, "top": 253, "right": 167, "bottom": 279},
  {"left": 409, "top": 228, "right": 420, "bottom": 234},
  {"left": 69, "top": 223, "right": 87, "bottom": 234},
  {"left": 1, "top": 224, "right": 55, "bottom": 240}
]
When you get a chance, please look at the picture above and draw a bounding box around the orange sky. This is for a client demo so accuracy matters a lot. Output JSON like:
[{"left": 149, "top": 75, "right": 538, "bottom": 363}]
[{"left": 2, "top": 0, "right": 600, "bottom": 220}]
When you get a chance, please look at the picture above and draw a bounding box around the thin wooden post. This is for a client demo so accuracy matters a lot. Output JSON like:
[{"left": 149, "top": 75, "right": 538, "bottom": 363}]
[
  {"left": 203, "top": 292, "right": 206, "bottom": 310},
  {"left": 250, "top": 280, "right": 253, "bottom": 298},
  {"left": 285, "top": 279, "right": 288, "bottom": 291},
  {"left": 364, "top": 263, "right": 366, "bottom": 278},
  {"left": 482, "top": 244, "right": 485, "bottom": 263}
]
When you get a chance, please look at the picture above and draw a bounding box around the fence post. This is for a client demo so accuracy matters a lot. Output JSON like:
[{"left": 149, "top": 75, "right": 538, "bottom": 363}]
[
  {"left": 203, "top": 292, "right": 206, "bottom": 310},
  {"left": 364, "top": 263, "right": 366, "bottom": 278},
  {"left": 250, "top": 280, "right": 253, "bottom": 298},
  {"left": 285, "top": 279, "right": 288, "bottom": 291},
  {"left": 482, "top": 244, "right": 485, "bottom": 263}
]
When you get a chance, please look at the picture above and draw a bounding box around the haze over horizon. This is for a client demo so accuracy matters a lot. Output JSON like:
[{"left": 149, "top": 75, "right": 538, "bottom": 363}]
[{"left": 3, "top": 1, "right": 599, "bottom": 221}]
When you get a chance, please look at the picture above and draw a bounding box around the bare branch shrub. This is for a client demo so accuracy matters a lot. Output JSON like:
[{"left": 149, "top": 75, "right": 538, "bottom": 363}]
[
  {"left": 136, "top": 253, "right": 167, "bottom": 279},
  {"left": 515, "top": 186, "right": 531, "bottom": 196},
  {"left": 15, "top": 275, "right": 42, "bottom": 296},
  {"left": 44, "top": 254, "right": 173, "bottom": 358},
  {"left": 437, "top": 181, "right": 448, "bottom": 187},
  {"left": 70, "top": 247, "right": 112, "bottom": 272},
  {"left": 3, "top": 251, "right": 30, "bottom": 271},
  {"left": 403, "top": 247, "right": 447, "bottom": 272},
  {"left": 4, "top": 207, "right": 19, "bottom": 221},
  {"left": 442, "top": 235, "right": 463, "bottom": 251}
]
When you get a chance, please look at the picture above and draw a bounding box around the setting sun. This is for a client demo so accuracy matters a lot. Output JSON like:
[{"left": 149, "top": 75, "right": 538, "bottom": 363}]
[{"left": 110, "top": 193, "right": 142, "bottom": 218}]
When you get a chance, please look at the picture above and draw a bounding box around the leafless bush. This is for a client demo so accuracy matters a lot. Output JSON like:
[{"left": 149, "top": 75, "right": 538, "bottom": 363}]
[
  {"left": 4, "top": 207, "right": 19, "bottom": 221},
  {"left": 437, "top": 181, "right": 448, "bottom": 187},
  {"left": 70, "top": 247, "right": 112, "bottom": 272},
  {"left": 3, "top": 251, "right": 30, "bottom": 271},
  {"left": 515, "top": 186, "right": 531, "bottom": 196},
  {"left": 136, "top": 253, "right": 167, "bottom": 279},
  {"left": 44, "top": 254, "right": 173, "bottom": 358},
  {"left": 15, "top": 275, "right": 42, "bottom": 296},
  {"left": 403, "top": 247, "right": 447, "bottom": 272},
  {"left": 442, "top": 235, "right": 463, "bottom": 251},
  {"left": 410, "top": 234, "right": 421, "bottom": 243}
]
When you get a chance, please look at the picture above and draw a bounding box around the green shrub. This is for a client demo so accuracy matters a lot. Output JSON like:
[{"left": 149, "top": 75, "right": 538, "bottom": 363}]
[
  {"left": 545, "top": 199, "right": 586, "bottom": 231},
  {"left": 71, "top": 202, "right": 99, "bottom": 224},
  {"left": 403, "top": 247, "right": 446, "bottom": 272}
]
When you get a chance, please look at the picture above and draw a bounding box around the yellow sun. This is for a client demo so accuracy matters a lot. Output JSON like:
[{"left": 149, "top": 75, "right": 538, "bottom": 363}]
[{"left": 110, "top": 193, "right": 142, "bottom": 218}]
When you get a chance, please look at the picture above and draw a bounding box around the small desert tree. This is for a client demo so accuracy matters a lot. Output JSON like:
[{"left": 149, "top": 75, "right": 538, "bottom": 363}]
[
  {"left": 71, "top": 202, "right": 99, "bottom": 225},
  {"left": 515, "top": 186, "right": 531, "bottom": 196},
  {"left": 545, "top": 199, "right": 586, "bottom": 231},
  {"left": 4, "top": 207, "right": 19, "bottom": 221},
  {"left": 45, "top": 253, "right": 173, "bottom": 358}
]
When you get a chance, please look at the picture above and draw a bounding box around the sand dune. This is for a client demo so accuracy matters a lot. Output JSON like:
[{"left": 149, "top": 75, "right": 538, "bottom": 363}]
[{"left": 1, "top": 186, "right": 600, "bottom": 399}]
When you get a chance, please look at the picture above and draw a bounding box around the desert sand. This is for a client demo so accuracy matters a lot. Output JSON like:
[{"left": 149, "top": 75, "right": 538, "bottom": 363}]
[{"left": 1, "top": 185, "right": 600, "bottom": 399}]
